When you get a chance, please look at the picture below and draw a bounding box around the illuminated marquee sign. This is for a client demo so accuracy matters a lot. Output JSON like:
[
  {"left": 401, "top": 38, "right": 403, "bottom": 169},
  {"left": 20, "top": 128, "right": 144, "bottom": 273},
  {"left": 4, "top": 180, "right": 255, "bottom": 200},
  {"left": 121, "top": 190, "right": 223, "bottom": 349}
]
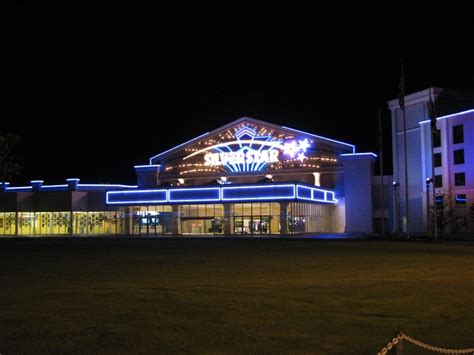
[
  {"left": 183, "top": 126, "right": 312, "bottom": 173},
  {"left": 204, "top": 148, "right": 280, "bottom": 166}
]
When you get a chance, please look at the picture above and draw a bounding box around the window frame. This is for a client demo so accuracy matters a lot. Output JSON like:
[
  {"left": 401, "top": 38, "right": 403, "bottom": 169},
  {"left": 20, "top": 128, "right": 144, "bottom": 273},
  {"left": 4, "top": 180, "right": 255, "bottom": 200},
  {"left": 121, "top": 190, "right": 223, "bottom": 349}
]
[
  {"left": 453, "top": 149, "right": 464, "bottom": 165},
  {"left": 454, "top": 172, "right": 466, "bottom": 186},
  {"left": 433, "top": 152, "right": 442, "bottom": 167},
  {"left": 453, "top": 124, "right": 464, "bottom": 144}
]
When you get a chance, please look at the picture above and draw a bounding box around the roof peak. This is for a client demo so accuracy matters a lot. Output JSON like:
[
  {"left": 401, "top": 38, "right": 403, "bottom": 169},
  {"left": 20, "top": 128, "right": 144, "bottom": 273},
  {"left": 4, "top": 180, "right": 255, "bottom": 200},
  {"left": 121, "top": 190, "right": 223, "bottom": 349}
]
[{"left": 149, "top": 116, "right": 355, "bottom": 164}]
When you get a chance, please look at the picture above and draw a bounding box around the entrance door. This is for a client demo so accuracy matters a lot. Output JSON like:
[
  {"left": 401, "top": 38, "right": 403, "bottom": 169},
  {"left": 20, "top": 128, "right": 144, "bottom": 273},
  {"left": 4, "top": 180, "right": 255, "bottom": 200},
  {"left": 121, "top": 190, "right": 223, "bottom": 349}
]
[
  {"left": 181, "top": 217, "right": 223, "bottom": 235},
  {"left": 247, "top": 216, "right": 271, "bottom": 235},
  {"left": 136, "top": 212, "right": 165, "bottom": 236},
  {"left": 233, "top": 216, "right": 253, "bottom": 235},
  {"left": 257, "top": 216, "right": 271, "bottom": 235}
]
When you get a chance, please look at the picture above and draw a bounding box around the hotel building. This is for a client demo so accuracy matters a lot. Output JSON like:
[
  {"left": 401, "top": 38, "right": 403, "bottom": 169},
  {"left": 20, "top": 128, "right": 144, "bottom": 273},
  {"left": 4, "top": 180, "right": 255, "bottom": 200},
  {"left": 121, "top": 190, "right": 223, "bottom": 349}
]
[{"left": 388, "top": 87, "right": 474, "bottom": 234}]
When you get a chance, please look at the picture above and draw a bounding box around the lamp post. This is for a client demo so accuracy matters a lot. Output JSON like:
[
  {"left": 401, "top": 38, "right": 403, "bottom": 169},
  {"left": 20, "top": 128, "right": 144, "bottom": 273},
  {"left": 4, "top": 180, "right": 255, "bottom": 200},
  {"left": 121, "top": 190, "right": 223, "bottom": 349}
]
[
  {"left": 426, "top": 177, "right": 433, "bottom": 237},
  {"left": 393, "top": 181, "right": 400, "bottom": 237}
]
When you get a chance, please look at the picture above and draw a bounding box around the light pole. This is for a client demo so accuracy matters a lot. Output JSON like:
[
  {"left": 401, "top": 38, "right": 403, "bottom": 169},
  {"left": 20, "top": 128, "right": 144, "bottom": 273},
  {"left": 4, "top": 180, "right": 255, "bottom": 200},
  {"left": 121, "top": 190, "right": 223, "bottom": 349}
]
[
  {"left": 393, "top": 181, "right": 400, "bottom": 237},
  {"left": 426, "top": 177, "right": 433, "bottom": 237}
]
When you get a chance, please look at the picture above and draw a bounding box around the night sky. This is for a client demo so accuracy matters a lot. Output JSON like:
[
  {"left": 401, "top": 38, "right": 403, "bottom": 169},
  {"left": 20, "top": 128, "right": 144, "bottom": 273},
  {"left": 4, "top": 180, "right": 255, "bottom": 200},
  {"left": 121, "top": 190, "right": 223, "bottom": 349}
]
[{"left": 4, "top": 4, "right": 474, "bottom": 185}]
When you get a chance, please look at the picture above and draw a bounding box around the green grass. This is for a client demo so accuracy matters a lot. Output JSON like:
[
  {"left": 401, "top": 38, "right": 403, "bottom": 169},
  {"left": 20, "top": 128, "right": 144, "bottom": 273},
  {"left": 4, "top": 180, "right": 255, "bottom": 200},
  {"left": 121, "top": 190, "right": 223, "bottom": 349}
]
[{"left": 0, "top": 238, "right": 473, "bottom": 354}]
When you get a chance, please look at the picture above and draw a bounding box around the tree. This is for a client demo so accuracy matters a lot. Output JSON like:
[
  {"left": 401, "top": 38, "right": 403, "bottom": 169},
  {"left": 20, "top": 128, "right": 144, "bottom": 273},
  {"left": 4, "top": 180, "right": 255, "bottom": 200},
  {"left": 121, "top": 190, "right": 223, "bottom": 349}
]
[
  {"left": 0, "top": 132, "right": 21, "bottom": 184},
  {"left": 430, "top": 193, "right": 455, "bottom": 234}
]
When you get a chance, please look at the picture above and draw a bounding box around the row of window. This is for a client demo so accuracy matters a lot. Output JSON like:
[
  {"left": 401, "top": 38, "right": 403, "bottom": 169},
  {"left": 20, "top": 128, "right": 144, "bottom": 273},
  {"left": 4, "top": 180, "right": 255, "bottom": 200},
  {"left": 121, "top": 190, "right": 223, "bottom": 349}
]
[
  {"left": 455, "top": 194, "right": 467, "bottom": 206},
  {"left": 128, "top": 203, "right": 332, "bottom": 235},
  {"left": 435, "top": 194, "right": 468, "bottom": 207},
  {"left": 0, "top": 203, "right": 334, "bottom": 236},
  {"left": 432, "top": 124, "right": 464, "bottom": 148},
  {"left": 433, "top": 149, "right": 465, "bottom": 167},
  {"left": 0, "top": 212, "right": 124, "bottom": 236},
  {"left": 434, "top": 194, "right": 469, "bottom": 208},
  {"left": 434, "top": 172, "right": 466, "bottom": 188}
]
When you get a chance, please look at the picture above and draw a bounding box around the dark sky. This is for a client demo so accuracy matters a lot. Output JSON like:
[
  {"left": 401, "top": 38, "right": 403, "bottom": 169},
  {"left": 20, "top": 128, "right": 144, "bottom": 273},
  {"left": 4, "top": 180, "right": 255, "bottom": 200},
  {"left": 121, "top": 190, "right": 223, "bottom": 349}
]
[{"left": 4, "top": 4, "right": 474, "bottom": 185}]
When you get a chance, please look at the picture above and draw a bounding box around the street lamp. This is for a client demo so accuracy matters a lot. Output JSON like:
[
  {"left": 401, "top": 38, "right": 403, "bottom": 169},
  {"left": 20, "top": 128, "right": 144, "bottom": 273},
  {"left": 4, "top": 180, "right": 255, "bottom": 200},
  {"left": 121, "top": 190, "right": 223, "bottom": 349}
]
[
  {"left": 426, "top": 177, "right": 433, "bottom": 236},
  {"left": 393, "top": 181, "right": 400, "bottom": 237}
]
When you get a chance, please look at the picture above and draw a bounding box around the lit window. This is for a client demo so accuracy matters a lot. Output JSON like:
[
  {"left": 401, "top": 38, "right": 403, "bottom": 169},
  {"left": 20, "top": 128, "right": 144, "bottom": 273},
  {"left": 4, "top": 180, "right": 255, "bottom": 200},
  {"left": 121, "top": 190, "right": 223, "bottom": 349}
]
[{"left": 455, "top": 194, "right": 467, "bottom": 206}]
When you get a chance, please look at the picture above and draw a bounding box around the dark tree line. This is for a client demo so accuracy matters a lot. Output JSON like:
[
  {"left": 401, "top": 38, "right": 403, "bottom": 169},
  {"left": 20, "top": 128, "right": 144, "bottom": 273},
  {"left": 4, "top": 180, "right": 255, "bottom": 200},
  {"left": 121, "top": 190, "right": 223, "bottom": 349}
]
[{"left": 0, "top": 132, "right": 21, "bottom": 183}]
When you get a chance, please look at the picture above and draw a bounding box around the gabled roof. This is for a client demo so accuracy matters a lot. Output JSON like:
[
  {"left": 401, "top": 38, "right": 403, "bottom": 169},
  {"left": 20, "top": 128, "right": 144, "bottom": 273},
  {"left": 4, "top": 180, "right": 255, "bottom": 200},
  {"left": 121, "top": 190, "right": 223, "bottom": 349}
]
[{"left": 149, "top": 117, "right": 355, "bottom": 164}]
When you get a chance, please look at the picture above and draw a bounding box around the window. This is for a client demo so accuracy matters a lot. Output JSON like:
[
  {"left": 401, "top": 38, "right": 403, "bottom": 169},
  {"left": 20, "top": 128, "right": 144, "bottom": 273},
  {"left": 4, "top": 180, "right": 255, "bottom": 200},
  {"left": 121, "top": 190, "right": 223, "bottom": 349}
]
[
  {"left": 435, "top": 175, "right": 443, "bottom": 188},
  {"left": 454, "top": 172, "right": 465, "bottom": 186},
  {"left": 434, "top": 153, "right": 442, "bottom": 167},
  {"left": 454, "top": 149, "right": 464, "bottom": 165},
  {"left": 433, "top": 129, "right": 441, "bottom": 148},
  {"left": 453, "top": 125, "right": 464, "bottom": 144},
  {"left": 455, "top": 194, "right": 467, "bottom": 206}
]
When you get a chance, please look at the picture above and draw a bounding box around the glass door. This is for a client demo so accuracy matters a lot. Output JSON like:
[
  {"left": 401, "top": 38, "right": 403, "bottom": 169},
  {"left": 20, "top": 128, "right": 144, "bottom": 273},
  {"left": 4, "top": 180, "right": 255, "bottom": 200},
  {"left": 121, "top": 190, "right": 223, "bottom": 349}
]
[{"left": 181, "top": 217, "right": 221, "bottom": 235}]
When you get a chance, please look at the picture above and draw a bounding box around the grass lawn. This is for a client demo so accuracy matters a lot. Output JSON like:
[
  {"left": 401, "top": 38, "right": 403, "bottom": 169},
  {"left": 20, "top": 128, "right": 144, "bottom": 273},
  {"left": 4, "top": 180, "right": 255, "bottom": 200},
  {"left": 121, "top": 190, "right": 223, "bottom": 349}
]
[{"left": 0, "top": 238, "right": 473, "bottom": 354}]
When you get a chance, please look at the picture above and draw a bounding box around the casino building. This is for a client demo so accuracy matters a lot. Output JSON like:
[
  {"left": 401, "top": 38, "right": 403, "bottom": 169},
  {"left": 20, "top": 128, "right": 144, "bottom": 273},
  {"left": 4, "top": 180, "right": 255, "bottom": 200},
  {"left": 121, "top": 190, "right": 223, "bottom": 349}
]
[{"left": 0, "top": 117, "right": 377, "bottom": 236}]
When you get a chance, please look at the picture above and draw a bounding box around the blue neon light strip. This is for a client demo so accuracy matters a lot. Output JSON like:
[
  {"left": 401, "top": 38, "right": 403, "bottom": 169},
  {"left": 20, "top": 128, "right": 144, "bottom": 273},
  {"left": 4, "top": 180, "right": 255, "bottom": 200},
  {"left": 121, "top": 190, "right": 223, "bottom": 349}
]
[
  {"left": 106, "top": 184, "right": 337, "bottom": 205},
  {"left": 106, "top": 189, "right": 168, "bottom": 205},
  {"left": 134, "top": 165, "right": 161, "bottom": 169},
  {"left": 313, "top": 190, "right": 325, "bottom": 201},
  {"left": 222, "top": 185, "right": 296, "bottom": 201},
  {"left": 326, "top": 191, "right": 335, "bottom": 201},
  {"left": 169, "top": 187, "right": 221, "bottom": 202},
  {"left": 297, "top": 185, "right": 337, "bottom": 203},
  {"left": 6, "top": 186, "right": 33, "bottom": 191},
  {"left": 418, "top": 109, "right": 474, "bottom": 125},
  {"left": 41, "top": 185, "right": 69, "bottom": 190},
  {"left": 6, "top": 184, "right": 138, "bottom": 193},
  {"left": 79, "top": 184, "right": 138, "bottom": 189},
  {"left": 340, "top": 152, "right": 378, "bottom": 158},
  {"left": 235, "top": 126, "right": 257, "bottom": 139},
  {"left": 296, "top": 185, "right": 312, "bottom": 201},
  {"left": 282, "top": 126, "right": 356, "bottom": 153}
]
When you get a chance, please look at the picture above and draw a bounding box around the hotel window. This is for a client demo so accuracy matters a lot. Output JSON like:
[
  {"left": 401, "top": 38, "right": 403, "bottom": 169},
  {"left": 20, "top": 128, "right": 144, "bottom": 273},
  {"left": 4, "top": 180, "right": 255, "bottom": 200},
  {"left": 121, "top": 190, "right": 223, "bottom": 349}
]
[
  {"left": 453, "top": 124, "right": 464, "bottom": 144},
  {"left": 433, "top": 129, "right": 441, "bottom": 148},
  {"left": 433, "top": 153, "right": 442, "bottom": 167},
  {"left": 454, "top": 172, "right": 465, "bottom": 186},
  {"left": 455, "top": 194, "right": 467, "bottom": 206},
  {"left": 453, "top": 149, "right": 464, "bottom": 165},
  {"left": 434, "top": 175, "right": 443, "bottom": 188}
]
